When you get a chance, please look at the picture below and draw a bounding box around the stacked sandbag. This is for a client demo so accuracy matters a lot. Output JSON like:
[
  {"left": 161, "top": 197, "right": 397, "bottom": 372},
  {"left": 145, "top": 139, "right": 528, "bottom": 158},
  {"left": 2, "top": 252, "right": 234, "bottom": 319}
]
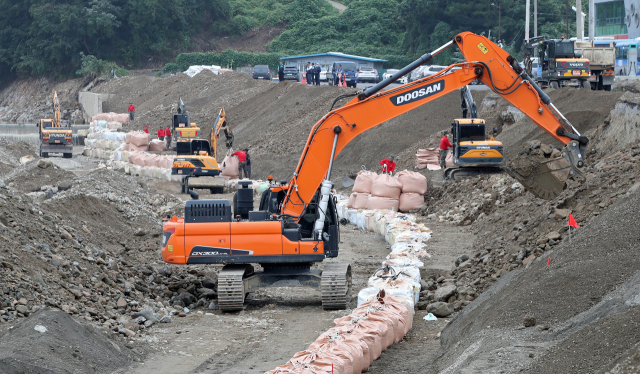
[
  {"left": 124, "top": 131, "right": 150, "bottom": 152},
  {"left": 415, "top": 148, "right": 453, "bottom": 170},
  {"left": 367, "top": 174, "right": 401, "bottom": 211},
  {"left": 91, "top": 112, "right": 130, "bottom": 124},
  {"left": 220, "top": 154, "right": 239, "bottom": 179},
  {"left": 347, "top": 170, "right": 377, "bottom": 209},
  {"left": 149, "top": 139, "right": 167, "bottom": 151},
  {"left": 395, "top": 170, "right": 427, "bottom": 212}
]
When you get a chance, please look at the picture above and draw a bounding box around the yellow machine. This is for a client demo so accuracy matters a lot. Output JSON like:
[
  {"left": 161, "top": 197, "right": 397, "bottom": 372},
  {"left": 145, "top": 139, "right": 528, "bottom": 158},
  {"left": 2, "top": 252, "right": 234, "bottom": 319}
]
[
  {"left": 444, "top": 86, "right": 504, "bottom": 179},
  {"left": 172, "top": 108, "right": 234, "bottom": 193},
  {"left": 38, "top": 92, "right": 73, "bottom": 158},
  {"left": 171, "top": 98, "right": 201, "bottom": 150}
]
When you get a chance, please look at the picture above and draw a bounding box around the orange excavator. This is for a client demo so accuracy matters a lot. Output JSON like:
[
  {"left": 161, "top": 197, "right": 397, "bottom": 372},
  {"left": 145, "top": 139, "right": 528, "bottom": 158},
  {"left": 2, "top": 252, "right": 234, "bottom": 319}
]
[{"left": 162, "top": 32, "right": 588, "bottom": 311}]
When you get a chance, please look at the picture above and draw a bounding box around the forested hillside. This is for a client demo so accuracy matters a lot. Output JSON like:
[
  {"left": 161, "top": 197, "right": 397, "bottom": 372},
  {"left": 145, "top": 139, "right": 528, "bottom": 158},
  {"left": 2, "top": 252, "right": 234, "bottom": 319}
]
[{"left": 0, "top": 0, "right": 579, "bottom": 81}]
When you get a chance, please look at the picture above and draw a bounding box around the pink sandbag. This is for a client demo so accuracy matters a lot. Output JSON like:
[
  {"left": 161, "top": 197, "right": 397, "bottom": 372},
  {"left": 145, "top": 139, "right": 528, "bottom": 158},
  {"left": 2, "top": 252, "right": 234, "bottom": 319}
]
[
  {"left": 291, "top": 350, "right": 345, "bottom": 374},
  {"left": 125, "top": 132, "right": 132, "bottom": 144},
  {"left": 149, "top": 139, "right": 167, "bottom": 151},
  {"left": 129, "top": 132, "right": 150, "bottom": 147},
  {"left": 308, "top": 336, "right": 355, "bottom": 374},
  {"left": 366, "top": 196, "right": 399, "bottom": 211},
  {"left": 127, "top": 151, "right": 140, "bottom": 165},
  {"left": 395, "top": 170, "right": 427, "bottom": 194},
  {"left": 370, "top": 174, "right": 402, "bottom": 199},
  {"left": 221, "top": 155, "right": 239, "bottom": 178},
  {"left": 399, "top": 192, "right": 424, "bottom": 212},
  {"left": 116, "top": 113, "right": 130, "bottom": 123},
  {"left": 125, "top": 143, "right": 149, "bottom": 152},
  {"left": 348, "top": 192, "right": 369, "bottom": 209},
  {"left": 329, "top": 327, "right": 368, "bottom": 372},
  {"left": 162, "top": 156, "right": 174, "bottom": 169},
  {"left": 352, "top": 170, "right": 377, "bottom": 193}
]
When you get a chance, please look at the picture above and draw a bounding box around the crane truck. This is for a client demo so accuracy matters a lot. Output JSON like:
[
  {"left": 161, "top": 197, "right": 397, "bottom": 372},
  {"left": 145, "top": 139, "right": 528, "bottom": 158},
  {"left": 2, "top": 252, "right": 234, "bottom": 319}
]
[
  {"left": 162, "top": 32, "right": 588, "bottom": 311},
  {"left": 38, "top": 92, "right": 73, "bottom": 158}
]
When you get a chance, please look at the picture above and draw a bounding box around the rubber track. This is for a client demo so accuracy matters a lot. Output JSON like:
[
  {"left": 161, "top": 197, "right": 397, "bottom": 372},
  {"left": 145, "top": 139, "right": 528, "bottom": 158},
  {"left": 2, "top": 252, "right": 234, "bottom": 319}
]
[
  {"left": 218, "top": 265, "right": 251, "bottom": 312},
  {"left": 321, "top": 263, "right": 352, "bottom": 310}
]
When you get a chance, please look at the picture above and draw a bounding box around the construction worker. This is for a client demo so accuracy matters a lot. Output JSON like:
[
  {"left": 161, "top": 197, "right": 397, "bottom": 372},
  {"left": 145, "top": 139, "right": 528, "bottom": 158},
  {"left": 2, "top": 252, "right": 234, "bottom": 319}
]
[
  {"left": 379, "top": 155, "right": 396, "bottom": 174},
  {"left": 314, "top": 64, "right": 321, "bottom": 86},
  {"left": 165, "top": 126, "right": 172, "bottom": 149},
  {"left": 143, "top": 124, "right": 149, "bottom": 134},
  {"left": 231, "top": 149, "right": 248, "bottom": 179},
  {"left": 157, "top": 127, "right": 165, "bottom": 141},
  {"left": 128, "top": 102, "right": 135, "bottom": 121},
  {"left": 244, "top": 148, "right": 251, "bottom": 179},
  {"left": 306, "top": 62, "right": 313, "bottom": 85},
  {"left": 440, "top": 130, "right": 453, "bottom": 170},
  {"left": 278, "top": 61, "right": 285, "bottom": 82},
  {"left": 335, "top": 64, "right": 343, "bottom": 86}
]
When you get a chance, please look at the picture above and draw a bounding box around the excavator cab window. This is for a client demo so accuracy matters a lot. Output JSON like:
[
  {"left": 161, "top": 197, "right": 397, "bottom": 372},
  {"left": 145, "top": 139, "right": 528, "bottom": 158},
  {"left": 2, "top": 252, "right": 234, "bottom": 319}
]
[
  {"left": 42, "top": 120, "right": 54, "bottom": 130},
  {"left": 173, "top": 114, "right": 189, "bottom": 130},
  {"left": 458, "top": 124, "right": 486, "bottom": 141}
]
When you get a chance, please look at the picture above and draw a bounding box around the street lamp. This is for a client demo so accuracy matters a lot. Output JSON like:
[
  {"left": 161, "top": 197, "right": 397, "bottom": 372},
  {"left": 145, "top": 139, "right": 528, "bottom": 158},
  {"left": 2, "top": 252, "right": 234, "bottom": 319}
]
[{"left": 491, "top": 3, "right": 501, "bottom": 43}]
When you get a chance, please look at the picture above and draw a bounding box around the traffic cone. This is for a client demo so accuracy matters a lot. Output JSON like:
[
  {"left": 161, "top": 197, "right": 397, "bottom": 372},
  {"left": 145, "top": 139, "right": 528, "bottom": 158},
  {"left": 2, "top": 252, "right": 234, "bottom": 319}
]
[
  {"left": 301, "top": 74, "right": 307, "bottom": 85},
  {"left": 339, "top": 73, "right": 346, "bottom": 87}
]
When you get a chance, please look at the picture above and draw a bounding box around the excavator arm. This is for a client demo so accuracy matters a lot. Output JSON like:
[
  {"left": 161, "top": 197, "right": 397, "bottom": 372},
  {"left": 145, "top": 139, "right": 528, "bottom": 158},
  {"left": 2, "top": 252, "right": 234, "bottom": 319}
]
[
  {"left": 53, "top": 91, "right": 60, "bottom": 128},
  {"left": 282, "top": 32, "right": 587, "bottom": 223},
  {"left": 209, "top": 108, "right": 234, "bottom": 160}
]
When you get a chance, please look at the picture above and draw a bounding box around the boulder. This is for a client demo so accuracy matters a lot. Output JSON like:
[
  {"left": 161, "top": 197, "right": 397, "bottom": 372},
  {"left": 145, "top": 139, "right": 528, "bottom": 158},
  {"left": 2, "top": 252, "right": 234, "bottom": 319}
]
[
  {"left": 426, "top": 302, "right": 453, "bottom": 317},
  {"left": 435, "top": 285, "right": 457, "bottom": 302}
]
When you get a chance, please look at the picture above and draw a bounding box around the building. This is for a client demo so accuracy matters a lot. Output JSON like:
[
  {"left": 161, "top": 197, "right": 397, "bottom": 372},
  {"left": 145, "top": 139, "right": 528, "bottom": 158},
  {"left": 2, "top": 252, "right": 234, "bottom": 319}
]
[
  {"left": 594, "top": 0, "right": 631, "bottom": 38},
  {"left": 280, "top": 52, "right": 386, "bottom": 75}
]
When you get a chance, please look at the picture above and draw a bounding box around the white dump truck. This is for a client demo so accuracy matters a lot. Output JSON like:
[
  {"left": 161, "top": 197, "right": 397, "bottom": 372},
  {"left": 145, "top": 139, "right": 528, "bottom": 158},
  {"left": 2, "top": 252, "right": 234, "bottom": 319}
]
[{"left": 574, "top": 40, "right": 616, "bottom": 91}]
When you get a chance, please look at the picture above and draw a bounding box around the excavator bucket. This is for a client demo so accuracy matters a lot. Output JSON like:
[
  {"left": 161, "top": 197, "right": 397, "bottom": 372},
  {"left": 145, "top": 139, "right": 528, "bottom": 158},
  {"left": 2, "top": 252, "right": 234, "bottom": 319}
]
[{"left": 505, "top": 143, "right": 585, "bottom": 200}]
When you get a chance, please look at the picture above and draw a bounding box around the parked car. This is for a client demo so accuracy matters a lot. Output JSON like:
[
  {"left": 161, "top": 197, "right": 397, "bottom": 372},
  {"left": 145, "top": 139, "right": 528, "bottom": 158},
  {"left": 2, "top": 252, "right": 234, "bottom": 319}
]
[
  {"left": 283, "top": 66, "right": 300, "bottom": 82},
  {"left": 331, "top": 61, "right": 358, "bottom": 88},
  {"left": 252, "top": 65, "right": 271, "bottom": 80},
  {"left": 356, "top": 66, "right": 379, "bottom": 83},
  {"left": 382, "top": 69, "right": 408, "bottom": 84},
  {"left": 421, "top": 65, "right": 445, "bottom": 78},
  {"left": 320, "top": 68, "right": 330, "bottom": 82},
  {"left": 409, "top": 66, "right": 429, "bottom": 82}
]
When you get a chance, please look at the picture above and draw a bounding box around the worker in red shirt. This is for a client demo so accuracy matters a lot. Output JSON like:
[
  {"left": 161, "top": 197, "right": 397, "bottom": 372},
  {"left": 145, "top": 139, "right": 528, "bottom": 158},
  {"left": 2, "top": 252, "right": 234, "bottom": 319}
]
[
  {"left": 379, "top": 155, "right": 396, "bottom": 174},
  {"left": 165, "top": 126, "right": 172, "bottom": 148},
  {"left": 440, "top": 130, "right": 453, "bottom": 170},
  {"left": 128, "top": 103, "right": 135, "bottom": 121},
  {"left": 157, "top": 127, "right": 165, "bottom": 141},
  {"left": 143, "top": 124, "right": 149, "bottom": 134},
  {"left": 231, "top": 149, "right": 248, "bottom": 179}
]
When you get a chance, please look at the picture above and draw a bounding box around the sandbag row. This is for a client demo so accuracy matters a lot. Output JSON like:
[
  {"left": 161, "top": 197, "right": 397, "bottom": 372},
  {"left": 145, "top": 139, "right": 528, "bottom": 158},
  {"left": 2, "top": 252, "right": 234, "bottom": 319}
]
[
  {"left": 348, "top": 170, "right": 427, "bottom": 212},
  {"left": 266, "top": 198, "right": 433, "bottom": 373},
  {"left": 415, "top": 148, "right": 453, "bottom": 170},
  {"left": 91, "top": 112, "right": 130, "bottom": 123},
  {"left": 89, "top": 120, "right": 123, "bottom": 130},
  {"left": 265, "top": 291, "right": 414, "bottom": 374}
]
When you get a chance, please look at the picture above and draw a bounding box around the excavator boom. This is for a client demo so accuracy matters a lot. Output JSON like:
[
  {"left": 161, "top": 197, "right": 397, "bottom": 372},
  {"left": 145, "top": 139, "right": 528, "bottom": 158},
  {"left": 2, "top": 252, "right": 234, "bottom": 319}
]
[
  {"left": 283, "top": 32, "right": 587, "bottom": 219},
  {"left": 209, "top": 108, "right": 234, "bottom": 160}
]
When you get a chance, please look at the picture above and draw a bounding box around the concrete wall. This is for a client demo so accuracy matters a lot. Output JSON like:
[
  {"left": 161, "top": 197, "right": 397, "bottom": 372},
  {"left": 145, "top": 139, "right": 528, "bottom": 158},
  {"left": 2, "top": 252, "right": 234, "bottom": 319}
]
[{"left": 78, "top": 92, "right": 115, "bottom": 122}]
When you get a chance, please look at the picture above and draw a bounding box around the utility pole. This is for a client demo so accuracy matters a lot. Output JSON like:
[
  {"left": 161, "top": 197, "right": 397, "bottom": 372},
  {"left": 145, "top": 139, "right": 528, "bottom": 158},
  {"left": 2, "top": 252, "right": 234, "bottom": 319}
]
[
  {"left": 534, "top": 0, "right": 538, "bottom": 37},
  {"left": 577, "top": 0, "right": 583, "bottom": 40},
  {"left": 526, "top": 0, "right": 530, "bottom": 41},
  {"left": 492, "top": 3, "right": 502, "bottom": 43},
  {"left": 566, "top": 0, "right": 569, "bottom": 38},
  {"left": 589, "top": 0, "right": 595, "bottom": 40}
]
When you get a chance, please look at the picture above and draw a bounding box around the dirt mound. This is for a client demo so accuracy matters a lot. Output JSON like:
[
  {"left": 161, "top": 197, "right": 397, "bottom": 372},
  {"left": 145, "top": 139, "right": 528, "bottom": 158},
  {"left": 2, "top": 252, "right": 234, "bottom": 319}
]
[
  {"left": 490, "top": 87, "right": 624, "bottom": 160},
  {"left": 5, "top": 159, "right": 76, "bottom": 193},
  {"left": 0, "top": 309, "right": 136, "bottom": 373},
  {"left": 432, "top": 184, "right": 640, "bottom": 373}
]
